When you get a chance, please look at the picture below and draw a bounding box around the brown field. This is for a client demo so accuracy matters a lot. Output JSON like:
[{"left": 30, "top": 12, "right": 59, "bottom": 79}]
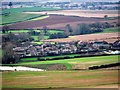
[
  {"left": 25, "top": 10, "right": 119, "bottom": 18},
  {"left": 8, "top": 15, "right": 118, "bottom": 30},
  {"left": 2, "top": 70, "right": 119, "bottom": 88},
  {"left": 43, "top": 32, "right": 120, "bottom": 43}
]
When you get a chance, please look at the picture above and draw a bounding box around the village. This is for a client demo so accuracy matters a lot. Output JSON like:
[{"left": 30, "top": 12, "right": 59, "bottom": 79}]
[{"left": 13, "top": 39, "right": 120, "bottom": 58}]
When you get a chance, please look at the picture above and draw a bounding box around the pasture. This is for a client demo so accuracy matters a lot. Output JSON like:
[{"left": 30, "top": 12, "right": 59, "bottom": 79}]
[
  {"left": 16, "top": 55, "right": 119, "bottom": 70},
  {"left": 2, "top": 70, "right": 118, "bottom": 88}
]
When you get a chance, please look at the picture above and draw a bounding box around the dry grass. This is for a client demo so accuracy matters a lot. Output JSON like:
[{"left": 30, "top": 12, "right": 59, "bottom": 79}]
[{"left": 2, "top": 70, "right": 119, "bottom": 88}]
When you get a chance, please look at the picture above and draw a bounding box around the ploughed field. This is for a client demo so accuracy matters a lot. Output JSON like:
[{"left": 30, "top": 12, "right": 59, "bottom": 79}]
[
  {"left": 2, "top": 70, "right": 119, "bottom": 88},
  {"left": 44, "top": 32, "right": 120, "bottom": 43},
  {"left": 8, "top": 15, "right": 118, "bottom": 30}
]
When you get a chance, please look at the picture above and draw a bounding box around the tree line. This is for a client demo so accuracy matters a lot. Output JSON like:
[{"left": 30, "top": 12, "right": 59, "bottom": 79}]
[{"left": 64, "top": 22, "right": 119, "bottom": 36}]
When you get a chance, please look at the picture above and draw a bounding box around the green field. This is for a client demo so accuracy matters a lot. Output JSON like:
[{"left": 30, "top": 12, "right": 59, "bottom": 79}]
[
  {"left": 20, "top": 54, "right": 80, "bottom": 62},
  {"left": 2, "top": 70, "right": 118, "bottom": 88},
  {"left": 98, "top": 27, "right": 120, "bottom": 33},
  {"left": 1, "top": 13, "right": 44, "bottom": 25},
  {"left": 2, "top": 7, "right": 60, "bottom": 13},
  {"left": 1, "top": 7, "right": 60, "bottom": 25},
  {"left": 16, "top": 55, "right": 119, "bottom": 69},
  {"left": 0, "top": 49, "right": 2, "bottom": 58}
]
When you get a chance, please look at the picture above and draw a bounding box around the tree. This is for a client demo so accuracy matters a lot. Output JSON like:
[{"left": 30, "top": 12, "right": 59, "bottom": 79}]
[
  {"left": 43, "top": 26, "right": 48, "bottom": 35},
  {"left": 2, "top": 25, "right": 10, "bottom": 33},
  {"left": 39, "top": 30, "right": 44, "bottom": 41},
  {"left": 104, "top": 15, "right": 108, "bottom": 19},
  {"left": 77, "top": 23, "right": 91, "bottom": 35},
  {"left": 49, "top": 33, "right": 68, "bottom": 39},
  {"left": 2, "top": 42, "right": 20, "bottom": 64},
  {"left": 65, "top": 24, "right": 73, "bottom": 36},
  {"left": 8, "top": 2, "right": 13, "bottom": 8}
]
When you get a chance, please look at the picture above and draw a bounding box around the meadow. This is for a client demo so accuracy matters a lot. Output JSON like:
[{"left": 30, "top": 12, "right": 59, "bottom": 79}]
[
  {"left": 2, "top": 70, "right": 118, "bottom": 88},
  {"left": 15, "top": 55, "right": 119, "bottom": 70}
]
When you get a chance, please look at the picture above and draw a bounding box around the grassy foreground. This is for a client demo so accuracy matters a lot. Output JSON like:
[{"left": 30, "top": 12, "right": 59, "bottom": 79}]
[{"left": 2, "top": 70, "right": 118, "bottom": 88}]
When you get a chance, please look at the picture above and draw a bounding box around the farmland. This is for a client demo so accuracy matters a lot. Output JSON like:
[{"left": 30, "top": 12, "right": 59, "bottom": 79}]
[
  {"left": 1, "top": 3, "right": 120, "bottom": 89},
  {"left": 25, "top": 10, "right": 119, "bottom": 18},
  {"left": 1, "top": 7, "right": 60, "bottom": 25},
  {"left": 44, "top": 32, "right": 120, "bottom": 43},
  {"left": 14, "top": 55, "right": 119, "bottom": 70},
  {"left": 1, "top": 12, "right": 47, "bottom": 25},
  {"left": 2, "top": 70, "right": 119, "bottom": 88},
  {"left": 20, "top": 54, "right": 80, "bottom": 62},
  {"left": 7, "top": 15, "right": 118, "bottom": 30}
]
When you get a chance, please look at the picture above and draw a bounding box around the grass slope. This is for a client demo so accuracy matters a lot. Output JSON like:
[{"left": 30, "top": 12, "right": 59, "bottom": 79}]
[{"left": 2, "top": 70, "right": 118, "bottom": 88}]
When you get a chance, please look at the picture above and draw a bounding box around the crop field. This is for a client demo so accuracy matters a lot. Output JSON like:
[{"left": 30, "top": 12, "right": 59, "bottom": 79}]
[
  {"left": 15, "top": 55, "right": 119, "bottom": 70},
  {"left": 25, "top": 10, "right": 118, "bottom": 18},
  {"left": 2, "top": 70, "right": 119, "bottom": 88},
  {"left": 44, "top": 32, "right": 120, "bottom": 43}
]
